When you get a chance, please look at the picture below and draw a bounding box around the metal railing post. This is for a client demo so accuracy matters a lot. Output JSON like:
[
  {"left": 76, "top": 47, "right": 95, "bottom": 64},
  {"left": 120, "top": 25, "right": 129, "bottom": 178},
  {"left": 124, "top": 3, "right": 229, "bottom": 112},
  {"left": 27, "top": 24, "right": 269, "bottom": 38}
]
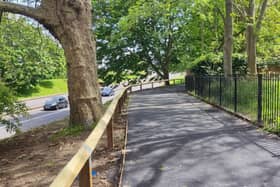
[
  {"left": 257, "top": 74, "right": 263, "bottom": 124},
  {"left": 219, "top": 74, "right": 222, "bottom": 106},
  {"left": 208, "top": 76, "right": 211, "bottom": 99},
  {"left": 185, "top": 76, "right": 187, "bottom": 91},
  {"left": 194, "top": 76, "right": 196, "bottom": 94},
  {"left": 234, "top": 75, "right": 238, "bottom": 112}
]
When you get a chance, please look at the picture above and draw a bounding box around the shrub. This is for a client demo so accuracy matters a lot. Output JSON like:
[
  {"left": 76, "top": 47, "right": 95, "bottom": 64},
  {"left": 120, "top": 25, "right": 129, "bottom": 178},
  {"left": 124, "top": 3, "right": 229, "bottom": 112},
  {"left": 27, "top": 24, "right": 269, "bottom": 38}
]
[{"left": 189, "top": 53, "right": 247, "bottom": 75}]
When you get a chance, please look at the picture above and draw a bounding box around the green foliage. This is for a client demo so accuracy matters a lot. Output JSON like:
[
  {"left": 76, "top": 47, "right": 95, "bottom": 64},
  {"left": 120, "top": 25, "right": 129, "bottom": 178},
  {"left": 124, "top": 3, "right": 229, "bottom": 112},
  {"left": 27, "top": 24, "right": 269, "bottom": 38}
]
[
  {"left": 0, "top": 82, "right": 27, "bottom": 132},
  {"left": 93, "top": 0, "right": 279, "bottom": 78},
  {"left": 50, "top": 125, "right": 86, "bottom": 140},
  {"left": 93, "top": 0, "right": 141, "bottom": 85},
  {"left": 0, "top": 15, "right": 66, "bottom": 93},
  {"left": 189, "top": 53, "right": 247, "bottom": 75},
  {"left": 94, "top": 0, "right": 188, "bottom": 83},
  {"left": 17, "top": 79, "right": 67, "bottom": 100}
]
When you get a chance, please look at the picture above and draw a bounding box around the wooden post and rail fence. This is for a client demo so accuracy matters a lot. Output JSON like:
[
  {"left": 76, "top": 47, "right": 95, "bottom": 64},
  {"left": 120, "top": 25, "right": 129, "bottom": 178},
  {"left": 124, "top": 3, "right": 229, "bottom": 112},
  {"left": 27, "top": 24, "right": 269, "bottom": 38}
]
[{"left": 50, "top": 78, "right": 184, "bottom": 187}]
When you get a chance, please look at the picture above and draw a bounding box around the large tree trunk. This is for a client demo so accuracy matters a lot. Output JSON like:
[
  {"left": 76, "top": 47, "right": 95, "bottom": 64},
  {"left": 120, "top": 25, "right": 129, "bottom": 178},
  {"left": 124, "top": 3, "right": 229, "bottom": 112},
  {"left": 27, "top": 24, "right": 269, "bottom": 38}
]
[
  {"left": 247, "top": 0, "right": 257, "bottom": 74},
  {"left": 247, "top": 0, "right": 268, "bottom": 74},
  {"left": 223, "top": 0, "right": 233, "bottom": 76},
  {"left": 59, "top": 28, "right": 103, "bottom": 127},
  {"left": 0, "top": 0, "right": 104, "bottom": 127},
  {"left": 247, "top": 25, "right": 257, "bottom": 74},
  {"left": 49, "top": 1, "right": 103, "bottom": 127}
]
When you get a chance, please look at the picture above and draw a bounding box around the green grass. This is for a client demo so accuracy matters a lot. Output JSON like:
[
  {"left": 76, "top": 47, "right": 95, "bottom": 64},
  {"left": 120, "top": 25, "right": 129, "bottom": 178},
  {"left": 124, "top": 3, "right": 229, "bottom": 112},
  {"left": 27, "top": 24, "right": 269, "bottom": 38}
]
[
  {"left": 190, "top": 77, "right": 280, "bottom": 132},
  {"left": 18, "top": 79, "right": 68, "bottom": 100},
  {"left": 50, "top": 125, "right": 86, "bottom": 141},
  {"left": 169, "top": 78, "right": 185, "bottom": 85}
]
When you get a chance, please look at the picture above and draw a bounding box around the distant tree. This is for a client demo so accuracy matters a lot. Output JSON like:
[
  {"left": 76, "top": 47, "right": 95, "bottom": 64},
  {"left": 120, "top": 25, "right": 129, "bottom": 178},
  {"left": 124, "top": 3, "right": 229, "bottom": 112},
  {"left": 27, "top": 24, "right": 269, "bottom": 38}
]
[
  {"left": 93, "top": 0, "right": 143, "bottom": 84},
  {"left": 117, "top": 0, "right": 188, "bottom": 84},
  {"left": 0, "top": 15, "right": 66, "bottom": 92},
  {"left": 0, "top": 0, "right": 103, "bottom": 127}
]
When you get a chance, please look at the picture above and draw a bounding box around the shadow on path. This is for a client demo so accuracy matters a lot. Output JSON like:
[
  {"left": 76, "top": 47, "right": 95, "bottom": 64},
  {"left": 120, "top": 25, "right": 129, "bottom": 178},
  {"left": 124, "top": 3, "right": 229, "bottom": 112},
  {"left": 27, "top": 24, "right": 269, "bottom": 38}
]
[{"left": 123, "top": 86, "right": 280, "bottom": 187}]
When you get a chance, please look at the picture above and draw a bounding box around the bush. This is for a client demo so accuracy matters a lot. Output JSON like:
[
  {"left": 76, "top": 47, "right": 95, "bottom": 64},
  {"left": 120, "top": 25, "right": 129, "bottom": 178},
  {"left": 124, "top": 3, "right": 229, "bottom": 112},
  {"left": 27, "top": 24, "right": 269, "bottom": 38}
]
[
  {"left": 0, "top": 82, "right": 27, "bottom": 132},
  {"left": 189, "top": 53, "right": 247, "bottom": 75}
]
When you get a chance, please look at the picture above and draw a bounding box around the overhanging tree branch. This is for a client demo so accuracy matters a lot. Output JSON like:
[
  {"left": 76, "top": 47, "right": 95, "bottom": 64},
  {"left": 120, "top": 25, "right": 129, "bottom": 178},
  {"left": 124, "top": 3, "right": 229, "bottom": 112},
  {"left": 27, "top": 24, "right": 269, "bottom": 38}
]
[{"left": 0, "top": 1, "right": 44, "bottom": 23}]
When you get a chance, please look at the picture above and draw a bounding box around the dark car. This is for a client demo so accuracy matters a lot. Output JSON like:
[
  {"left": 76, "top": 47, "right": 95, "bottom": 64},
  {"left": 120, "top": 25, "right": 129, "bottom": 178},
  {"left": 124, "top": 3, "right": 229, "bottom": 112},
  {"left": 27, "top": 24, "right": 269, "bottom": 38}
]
[
  {"left": 101, "top": 86, "right": 114, "bottom": 96},
  {"left": 43, "top": 96, "right": 68, "bottom": 110}
]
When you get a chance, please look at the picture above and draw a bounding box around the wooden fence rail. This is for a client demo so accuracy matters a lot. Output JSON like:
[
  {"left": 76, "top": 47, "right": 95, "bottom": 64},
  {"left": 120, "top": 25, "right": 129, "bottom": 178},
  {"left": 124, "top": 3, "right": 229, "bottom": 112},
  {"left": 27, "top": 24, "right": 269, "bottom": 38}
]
[{"left": 50, "top": 78, "right": 184, "bottom": 187}]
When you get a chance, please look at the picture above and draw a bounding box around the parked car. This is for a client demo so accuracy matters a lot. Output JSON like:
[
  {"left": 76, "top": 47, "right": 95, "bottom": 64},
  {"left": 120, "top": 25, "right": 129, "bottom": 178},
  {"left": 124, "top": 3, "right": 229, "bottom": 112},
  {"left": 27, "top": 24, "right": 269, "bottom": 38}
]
[
  {"left": 43, "top": 96, "right": 68, "bottom": 110},
  {"left": 101, "top": 86, "right": 114, "bottom": 96}
]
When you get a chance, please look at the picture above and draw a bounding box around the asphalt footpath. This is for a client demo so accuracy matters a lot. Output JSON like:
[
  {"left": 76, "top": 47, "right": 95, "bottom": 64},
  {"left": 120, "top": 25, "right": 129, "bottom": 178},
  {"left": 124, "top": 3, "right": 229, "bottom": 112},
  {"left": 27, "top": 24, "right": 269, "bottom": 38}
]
[{"left": 122, "top": 85, "right": 280, "bottom": 187}]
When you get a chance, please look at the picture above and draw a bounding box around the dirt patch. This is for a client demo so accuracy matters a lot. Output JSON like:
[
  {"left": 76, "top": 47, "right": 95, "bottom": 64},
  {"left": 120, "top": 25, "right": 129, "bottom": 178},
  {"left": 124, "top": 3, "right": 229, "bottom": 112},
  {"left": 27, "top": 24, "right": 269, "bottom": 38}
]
[{"left": 0, "top": 110, "right": 127, "bottom": 186}]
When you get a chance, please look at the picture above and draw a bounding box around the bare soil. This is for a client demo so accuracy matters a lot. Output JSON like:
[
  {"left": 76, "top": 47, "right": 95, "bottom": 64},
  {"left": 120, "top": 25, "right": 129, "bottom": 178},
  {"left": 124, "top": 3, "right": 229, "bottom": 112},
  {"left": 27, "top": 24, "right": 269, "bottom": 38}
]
[{"left": 0, "top": 112, "right": 127, "bottom": 187}]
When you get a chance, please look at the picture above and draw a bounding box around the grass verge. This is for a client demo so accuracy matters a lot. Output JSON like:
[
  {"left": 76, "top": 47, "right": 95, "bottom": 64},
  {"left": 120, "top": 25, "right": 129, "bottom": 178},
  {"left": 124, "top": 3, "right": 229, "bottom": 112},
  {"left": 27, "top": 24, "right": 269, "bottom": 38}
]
[{"left": 18, "top": 79, "right": 67, "bottom": 100}]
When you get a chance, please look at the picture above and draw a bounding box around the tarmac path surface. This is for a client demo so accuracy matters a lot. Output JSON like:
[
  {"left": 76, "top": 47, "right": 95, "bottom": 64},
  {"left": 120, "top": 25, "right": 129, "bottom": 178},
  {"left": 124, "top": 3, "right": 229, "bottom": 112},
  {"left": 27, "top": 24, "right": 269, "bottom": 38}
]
[{"left": 123, "top": 86, "right": 280, "bottom": 187}]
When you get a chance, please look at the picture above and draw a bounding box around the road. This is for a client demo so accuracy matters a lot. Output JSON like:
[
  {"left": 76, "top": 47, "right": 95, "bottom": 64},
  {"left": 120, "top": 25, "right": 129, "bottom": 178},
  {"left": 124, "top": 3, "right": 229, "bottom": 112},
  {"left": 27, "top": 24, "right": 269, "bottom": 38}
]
[
  {"left": 0, "top": 82, "right": 165, "bottom": 140},
  {"left": 0, "top": 90, "right": 119, "bottom": 140}
]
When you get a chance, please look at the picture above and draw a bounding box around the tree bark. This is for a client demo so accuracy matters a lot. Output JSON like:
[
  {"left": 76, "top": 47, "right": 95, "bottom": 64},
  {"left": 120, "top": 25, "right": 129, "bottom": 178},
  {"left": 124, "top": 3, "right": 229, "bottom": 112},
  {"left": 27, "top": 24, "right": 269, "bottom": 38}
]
[
  {"left": 162, "top": 64, "right": 170, "bottom": 86},
  {"left": 0, "top": 0, "right": 103, "bottom": 127},
  {"left": 223, "top": 0, "right": 233, "bottom": 76},
  {"left": 247, "top": 25, "right": 257, "bottom": 74},
  {"left": 58, "top": 24, "right": 103, "bottom": 127},
  {"left": 247, "top": 0, "right": 257, "bottom": 74},
  {"left": 247, "top": 0, "right": 268, "bottom": 74}
]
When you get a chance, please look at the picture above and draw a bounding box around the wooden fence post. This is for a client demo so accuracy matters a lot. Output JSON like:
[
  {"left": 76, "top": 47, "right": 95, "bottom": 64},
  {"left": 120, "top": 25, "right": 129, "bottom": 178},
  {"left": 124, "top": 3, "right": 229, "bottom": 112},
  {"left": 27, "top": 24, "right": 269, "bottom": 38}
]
[
  {"left": 79, "top": 158, "right": 92, "bottom": 187},
  {"left": 107, "top": 119, "right": 113, "bottom": 149}
]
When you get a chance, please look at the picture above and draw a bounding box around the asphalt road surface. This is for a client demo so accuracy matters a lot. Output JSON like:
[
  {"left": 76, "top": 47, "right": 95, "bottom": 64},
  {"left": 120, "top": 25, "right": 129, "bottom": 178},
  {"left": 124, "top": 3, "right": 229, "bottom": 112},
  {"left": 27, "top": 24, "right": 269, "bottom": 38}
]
[
  {"left": 0, "top": 89, "right": 120, "bottom": 140},
  {"left": 0, "top": 82, "right": 165, "bottom": 140}
]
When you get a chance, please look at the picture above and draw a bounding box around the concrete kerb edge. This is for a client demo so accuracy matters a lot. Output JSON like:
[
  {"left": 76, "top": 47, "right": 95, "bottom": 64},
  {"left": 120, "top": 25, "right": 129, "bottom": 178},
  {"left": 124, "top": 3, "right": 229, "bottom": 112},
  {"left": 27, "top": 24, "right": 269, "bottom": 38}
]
[
  {"left": 118, "top": 95, "right": 130, "bottom": 187},
  {"left": 19, "top": 93, "right": 67, "bottom": 102}
]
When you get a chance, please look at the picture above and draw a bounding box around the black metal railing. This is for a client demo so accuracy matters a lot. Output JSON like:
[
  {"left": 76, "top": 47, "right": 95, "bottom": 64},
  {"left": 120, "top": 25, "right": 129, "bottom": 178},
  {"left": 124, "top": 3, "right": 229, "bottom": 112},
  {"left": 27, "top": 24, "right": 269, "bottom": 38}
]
[{"left": 185, "top": 74, "right": 280, "bottom": 131}]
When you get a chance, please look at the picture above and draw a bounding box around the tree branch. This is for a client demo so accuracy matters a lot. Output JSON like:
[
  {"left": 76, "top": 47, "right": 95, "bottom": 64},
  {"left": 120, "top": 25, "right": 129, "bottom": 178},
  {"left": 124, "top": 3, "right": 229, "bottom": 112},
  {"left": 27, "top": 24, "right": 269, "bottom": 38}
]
[
  {"left": 233, "top": 2, "right": 246, "bottom": 21},
  {"left": 216, "top": 7, "right": 225, "bottom": 23},
  {"left": 0, "top": 1, "right": 44, "bottom": 22},
  {"left": 144, "top": 54, "right": 164, "bottom": 77},
  {"left": 256, "top": 0, "right": 268, "bottom": 34}
]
